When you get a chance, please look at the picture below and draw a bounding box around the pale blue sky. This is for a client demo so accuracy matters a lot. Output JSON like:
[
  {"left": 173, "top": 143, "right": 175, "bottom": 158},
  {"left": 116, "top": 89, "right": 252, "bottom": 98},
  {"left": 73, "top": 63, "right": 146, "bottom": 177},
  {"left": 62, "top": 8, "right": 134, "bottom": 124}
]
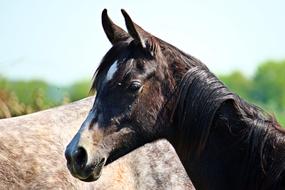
[{"left": 0, "top": 0, "right": 284, "bottom": 85}]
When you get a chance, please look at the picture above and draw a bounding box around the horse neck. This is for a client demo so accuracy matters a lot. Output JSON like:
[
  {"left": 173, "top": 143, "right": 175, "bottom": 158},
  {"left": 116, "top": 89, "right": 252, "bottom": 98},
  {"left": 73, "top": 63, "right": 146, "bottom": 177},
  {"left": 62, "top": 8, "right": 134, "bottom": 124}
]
[
  {"left": 170, "top": 99, "right": 285, "bottom": 189},
  {"left": 158, "top": 42, "right": 285, "bottom": 189},
  {"left": 167, "top": 80, "right": 285, "bottom": 190},
  {"left": 163, "top": 67, "right": 234, "bottom": 189}
]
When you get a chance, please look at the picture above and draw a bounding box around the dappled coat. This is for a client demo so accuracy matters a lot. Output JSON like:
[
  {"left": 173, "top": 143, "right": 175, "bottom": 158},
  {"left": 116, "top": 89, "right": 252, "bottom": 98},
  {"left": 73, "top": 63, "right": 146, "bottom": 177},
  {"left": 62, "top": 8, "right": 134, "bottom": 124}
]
[{"left": 0, "top": 97, "right": 194, "bottom": 190}]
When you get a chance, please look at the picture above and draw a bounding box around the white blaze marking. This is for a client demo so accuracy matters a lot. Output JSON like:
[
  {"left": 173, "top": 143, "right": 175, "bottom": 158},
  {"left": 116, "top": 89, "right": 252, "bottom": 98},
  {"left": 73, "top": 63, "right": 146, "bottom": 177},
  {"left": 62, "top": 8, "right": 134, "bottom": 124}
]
[{"left": 106, "top": 60, "right": 118, "bottom": 81}]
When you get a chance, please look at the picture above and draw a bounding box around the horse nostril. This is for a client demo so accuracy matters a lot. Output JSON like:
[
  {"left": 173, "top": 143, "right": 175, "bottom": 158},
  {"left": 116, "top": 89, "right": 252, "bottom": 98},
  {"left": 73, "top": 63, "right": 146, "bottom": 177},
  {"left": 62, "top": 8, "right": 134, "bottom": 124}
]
[{"left": 73, "top": 147, "right": 88, "bottom": 169}]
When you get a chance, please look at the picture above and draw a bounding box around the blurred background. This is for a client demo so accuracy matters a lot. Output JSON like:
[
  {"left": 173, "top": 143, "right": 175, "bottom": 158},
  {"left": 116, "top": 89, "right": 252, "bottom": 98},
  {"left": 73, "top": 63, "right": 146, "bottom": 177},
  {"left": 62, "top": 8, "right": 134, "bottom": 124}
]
[{"left": 0, "top": 0, "right": 284, "bottom": 126}]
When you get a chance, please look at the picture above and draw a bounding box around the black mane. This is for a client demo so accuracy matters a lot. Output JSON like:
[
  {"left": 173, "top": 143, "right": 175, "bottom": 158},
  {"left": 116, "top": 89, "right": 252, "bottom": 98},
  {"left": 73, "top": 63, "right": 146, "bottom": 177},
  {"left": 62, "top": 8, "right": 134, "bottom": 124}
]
[
  {"left": 172, "top": 67, "right": 235, "bottom": 156},
  {"left": 172, "top": 66, "right": 285, "bottom": 189}
]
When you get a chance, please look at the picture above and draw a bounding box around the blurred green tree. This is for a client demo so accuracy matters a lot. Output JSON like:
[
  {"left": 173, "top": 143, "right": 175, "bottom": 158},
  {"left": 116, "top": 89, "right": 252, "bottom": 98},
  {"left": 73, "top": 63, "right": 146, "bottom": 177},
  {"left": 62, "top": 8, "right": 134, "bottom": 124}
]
[
  {"left": 252, "top": 60, "right": 285, "bottom": 111},
  {"left": 219, "top": 71, "right": 252, "bottom": 101},
  {"left": 68, "top": 80, "right": 91, "bottom": 101}
]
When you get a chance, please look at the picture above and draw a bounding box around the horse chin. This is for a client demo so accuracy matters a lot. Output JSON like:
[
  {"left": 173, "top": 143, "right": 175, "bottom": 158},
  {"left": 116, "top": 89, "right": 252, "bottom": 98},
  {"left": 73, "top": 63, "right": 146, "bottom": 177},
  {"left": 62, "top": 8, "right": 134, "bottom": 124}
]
[
  {"left": 76, "top": 158, "right": 106, "bottom": 182},
  {"left": 79, "top": 173, "right": 102, "bottom": 182}
]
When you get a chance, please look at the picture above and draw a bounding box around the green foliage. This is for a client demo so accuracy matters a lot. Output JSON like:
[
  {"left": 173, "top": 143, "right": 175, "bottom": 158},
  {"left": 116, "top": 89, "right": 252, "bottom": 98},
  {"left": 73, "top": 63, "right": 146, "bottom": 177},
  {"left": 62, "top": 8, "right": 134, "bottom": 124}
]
[
  {"left": 0, "top": 76, "right": 90, "bottom": 118},
  {"left": 252, "top": 60, "right": 285, "bottom": 111},
  {"left": 68, "top": 80, "right": 91, "bottom": 101},
  {"left": 5, "top": 80, "right": 49, "bottom": 106},
  {"left": 275, "top": 111, "right": 285, "bottom": 126},
  {"left": 219, "top": 71, "right": 252, "bottom": 101}
]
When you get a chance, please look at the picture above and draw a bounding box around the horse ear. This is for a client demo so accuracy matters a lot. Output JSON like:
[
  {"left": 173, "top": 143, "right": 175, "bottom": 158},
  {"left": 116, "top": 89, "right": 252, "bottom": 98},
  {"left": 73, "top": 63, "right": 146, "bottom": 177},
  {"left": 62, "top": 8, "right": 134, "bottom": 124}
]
[
  {"left": 121, "top": 9, "right": 158, "bottom": 56},
  {"left": 102, "top": 9, "right": 129, "bottom": 45}
]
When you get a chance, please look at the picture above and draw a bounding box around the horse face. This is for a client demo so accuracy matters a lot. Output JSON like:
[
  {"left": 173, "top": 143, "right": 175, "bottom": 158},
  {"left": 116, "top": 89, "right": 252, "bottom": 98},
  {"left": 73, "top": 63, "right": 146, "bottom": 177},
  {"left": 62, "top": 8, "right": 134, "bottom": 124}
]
[{"left": 65, "top": 10, "right": 172, "bottom": 181}]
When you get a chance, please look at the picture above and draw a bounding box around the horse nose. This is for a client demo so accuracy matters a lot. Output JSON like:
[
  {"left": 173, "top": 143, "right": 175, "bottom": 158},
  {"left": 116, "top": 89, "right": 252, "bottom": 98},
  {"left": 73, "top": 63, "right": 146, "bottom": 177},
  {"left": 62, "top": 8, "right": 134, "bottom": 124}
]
[{"left": 65, "top": 146, "right": 88, "bottom": 172}]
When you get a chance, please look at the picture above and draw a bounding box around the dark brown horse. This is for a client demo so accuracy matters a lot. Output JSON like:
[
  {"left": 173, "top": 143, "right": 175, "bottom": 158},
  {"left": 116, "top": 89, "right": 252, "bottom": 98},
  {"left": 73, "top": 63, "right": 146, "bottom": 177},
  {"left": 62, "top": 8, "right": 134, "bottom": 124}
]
[{"left": 65, "top": 9, "right": 285, "bottom": 190}]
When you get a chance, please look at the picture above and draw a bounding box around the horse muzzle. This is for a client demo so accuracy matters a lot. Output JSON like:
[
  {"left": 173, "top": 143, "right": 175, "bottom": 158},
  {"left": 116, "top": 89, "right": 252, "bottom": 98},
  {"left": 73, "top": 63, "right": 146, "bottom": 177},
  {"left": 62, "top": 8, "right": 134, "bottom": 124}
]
[{"left": 65, "top": 145, "right": 106, "bottom": 182}]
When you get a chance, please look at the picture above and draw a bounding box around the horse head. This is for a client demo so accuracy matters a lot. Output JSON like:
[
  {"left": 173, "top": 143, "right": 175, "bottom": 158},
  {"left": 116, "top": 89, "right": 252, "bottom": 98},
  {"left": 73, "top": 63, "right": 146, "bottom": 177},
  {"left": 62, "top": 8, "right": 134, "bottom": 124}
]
[{"left": 65, "top": 9, "right": 179, "bottom": 181}]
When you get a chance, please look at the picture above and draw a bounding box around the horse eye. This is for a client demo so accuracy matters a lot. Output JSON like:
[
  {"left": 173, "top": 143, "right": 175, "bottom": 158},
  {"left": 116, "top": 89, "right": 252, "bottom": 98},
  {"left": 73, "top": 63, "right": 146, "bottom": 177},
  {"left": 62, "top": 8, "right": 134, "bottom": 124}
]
[{"left": 128, "top": 81, "right": 142, "bottom": 92}]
